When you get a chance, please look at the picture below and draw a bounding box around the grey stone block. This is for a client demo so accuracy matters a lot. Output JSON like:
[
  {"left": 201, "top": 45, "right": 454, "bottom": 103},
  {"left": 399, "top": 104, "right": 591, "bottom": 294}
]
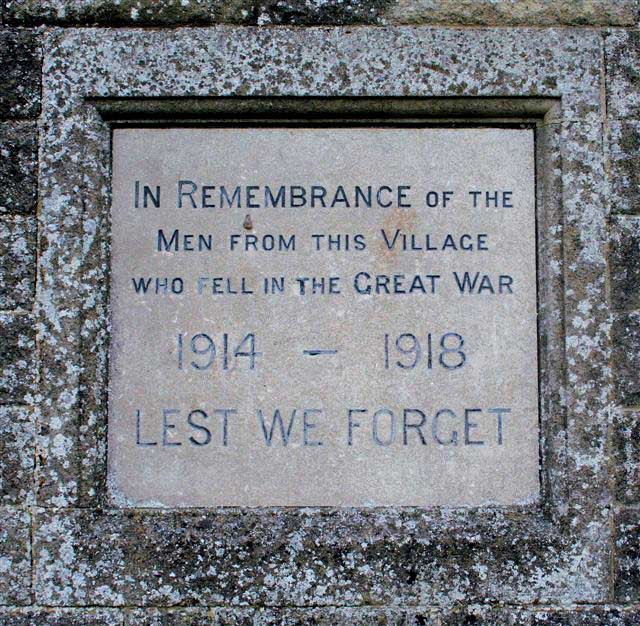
[
  {"left": 0, "top": 215, "right": 36, "bottom": 309},
  {"left": 609, "top": 121, "right": 640, "bottom": 215},
  {"left": 612, "top": 311, "right": 640, "bottom": 407},
  {"left": 441, "top": 606, "right": 640, "bottom": 625},
  {"left": 125, "top": 607, "right": 436, "bottom": 625},
  {"left": 0, "top": 312, "right": 35, "bottom": 404},
  {"left": 615, "top": 508, "right": 640, "bottom": 602},
  {"left": 389, "top": 0, "right": 639, "bottom": 26},
  {"left": 0, "top": 405, "right": 34, "bottom": 504},
  {"left": 253, "top": 0, "right": 390, "bottom": 25},
  {"left": 0, "top": 508, "right": 31, "bottom": 605},
  {"left": 0, "top": 121, "right": 38, "bottom": 215},
  {"left": 0, "top": 608, "right": 122, "bottom": 626},
  {"left": 4, "top": 0, "right": 251, "bottom": 25},
  {"left": 606, "top": 30, "right": 640, "bottom": 119},
  {"left": 34, "top": 508, "right": 592, "bottom": 607},
  {"left": 4, "top": 0, "right": 389, "bottom": 25},
  {"left": 0, "top": 29, "right": 41, "bottom": 118},
  {"left": 610, "top": 216, "right": 640, "bottom": 310},
  {"left": 613, "top": 410, "right": 640, "bottom": 505},
  {"left": 4, "top": 0, "right": 638, "bottom": 25}
]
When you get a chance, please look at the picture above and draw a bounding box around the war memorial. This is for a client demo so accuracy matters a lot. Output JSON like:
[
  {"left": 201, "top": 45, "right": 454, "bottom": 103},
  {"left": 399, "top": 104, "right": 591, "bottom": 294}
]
[{"left": 1, "top": 1, "right": 640, "bottom": 624}]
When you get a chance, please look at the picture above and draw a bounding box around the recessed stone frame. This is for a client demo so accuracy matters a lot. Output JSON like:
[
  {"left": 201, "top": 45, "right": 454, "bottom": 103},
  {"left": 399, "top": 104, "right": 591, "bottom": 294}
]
[{"left": 34, "top": 28, "right": 612, "bottom": 607}]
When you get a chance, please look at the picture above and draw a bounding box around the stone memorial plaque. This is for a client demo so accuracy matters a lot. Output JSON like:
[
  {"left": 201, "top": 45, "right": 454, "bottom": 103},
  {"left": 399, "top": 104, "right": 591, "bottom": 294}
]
[{"left": 108, "top": 127, "right": 539, "bottom": 507}]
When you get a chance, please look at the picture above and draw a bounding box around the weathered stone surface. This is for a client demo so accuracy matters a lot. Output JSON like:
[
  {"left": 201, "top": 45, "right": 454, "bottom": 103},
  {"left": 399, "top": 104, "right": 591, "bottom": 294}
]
[
  {"left": 613, "top": 410, "right": 640, "bottom": 504},
  {"left": 390, "top": 0, "right": 638, "bottom": 26},
  {"left": 0, "top": 121, "right": 38, "bottom": 215},
  {"left": 612, "top": 311, "right": 640, "bottom": 407},
  {"left": 40, "top": 27, "right": 603, "bottom": 115},
  {"left": 0, "top": 312, "right": 35, "bottom": 404},
  {"left": 123, "top": 607, "right": 640, "bottom": 626},
  {"left": 441, "top": 606, "right": 640, "bottom": 625},
  {"left": 606, "top": 30, "right": 640, "bottom": 119},
  {"left": 609, "top": 122, "right": 640, "bottom": 215},
  {"left": 546, "top": 122, "right": 614, "bottom": 541},
  {"left": 0, "top": 406, "right": 34, "bottom": 504},
  {"left": 615, "top": 508, "right": 640, "bottom": 602},
  {"left": 3, "top": 0, "right": 389, "bottom": 25},
  {"left": 0, "top": 508, "right": 31, "bottom": 605},
  {"left": 255, "top": 0, "right": 388, "bottom": 24},
  {"left": 4, "top": 0, "right": 637, "bottom": 25},
  {"left": 7, "top": 606, "right": 640, "bottom": 626},
  {"left": 33, "top": 508, "right": 603, "bottom": 607},
  {"left": 0, "top": 29, "right": 41, "bottom": 118},
  {"left": 4, "top": 0, "right": 253, "bottom": 25},
  {"left": 0, "top": 215, "right": 35, "bottom": 309},
  {"left": 610, "top": 216, "right": 640, "bottom": 310},
  {"left": 533, "top": 122, "right": 566, "bottom": 519},
  {"left": 125, "top": 607, "right": 436, "bottom": 625},
  {"left": 0, "top": 608, "right": 122, "bottom": 626}
]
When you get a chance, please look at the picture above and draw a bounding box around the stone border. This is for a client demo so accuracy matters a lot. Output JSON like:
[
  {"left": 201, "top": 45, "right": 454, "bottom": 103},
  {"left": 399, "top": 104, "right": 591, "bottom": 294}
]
[
  {"left": 3, "top": 0, "right": 637, "bottom": 27},
  {"left": 33, "top": 27, "right": 613, "bottom": 606}
]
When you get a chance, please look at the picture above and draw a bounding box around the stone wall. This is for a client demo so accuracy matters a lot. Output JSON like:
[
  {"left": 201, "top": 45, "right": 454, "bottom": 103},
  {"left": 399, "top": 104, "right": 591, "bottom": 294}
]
[{"left": 1, "top": 1, "right": 639, "bottom": 624}]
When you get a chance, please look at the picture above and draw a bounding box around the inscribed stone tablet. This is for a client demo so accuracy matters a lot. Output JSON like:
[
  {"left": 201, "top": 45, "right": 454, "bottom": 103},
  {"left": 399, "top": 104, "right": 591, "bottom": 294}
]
[{"left": 108, "top": 127, "right": 539, "bottom": 507}]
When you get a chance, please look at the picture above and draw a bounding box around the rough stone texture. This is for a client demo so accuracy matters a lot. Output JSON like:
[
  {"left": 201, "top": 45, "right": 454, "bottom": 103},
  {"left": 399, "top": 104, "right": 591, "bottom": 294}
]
[
  {"left": 0, "top": 405, "right": 34, "bottom": 504},
  {"left": 0, "top": 122, "right": 38, "bottom": 215},
  {"left": 606, "top": 29, "right": 640, "bottom": 119},
  {"left": 441, "top": 606, "right": 640, "bottom": 625},
  {"left": 124, "top": 606, "right": 640, "bottom": 625},
  {"left": 0, "top": 29, "right": 41, "bottom": 119},
  {"left": 33, "top": 508, "right": 604, "bottom": 607},
  {"left": 3, "top": 0, "right": 389, "bottom": 26},
  {"left": 615, "top": 508, "right": 640, "bottom": 602},
  {"left": 124, "top": 607, "right": 437, "bottom": 625},
  {"left": 609, "top": 122, "right": 640, "bottom": 215},
  {"left": 0, "top": 312, "right": 35, "bottom": 404},
  {"left": 0, "top": 508, "right": 31, "bottom": 605},
  {"left": 613, "top": 410, "right": 640, "bottom": 504},
  {"left": 3, "top": 0, "right": 254, "bottom": 25},
  {"left": 5, "top": 606, "right": 640, "bottom": 625},
  {"left": 0, "top": 608, "right": 122, "bottom": 625},
  {"left": 124, "top": 607, "right": 640, "bottom": 626},
  {"left": 3, "top": 0, "right": 637, "bottom": 25},
  {"left": 389, "top": 0, "right": 638, "bottom": 26},
  {"left": 610, "top": 216, "right": 640, "bottom": 310},
  {"left": 547, "top": 121, "right": 613, "bottom": 554},
  {"left": 612, "top": 311, "right": 640, "bottom": 407},
  {"left": 0, "top": 215, "right": 35, "bottom": 309}
]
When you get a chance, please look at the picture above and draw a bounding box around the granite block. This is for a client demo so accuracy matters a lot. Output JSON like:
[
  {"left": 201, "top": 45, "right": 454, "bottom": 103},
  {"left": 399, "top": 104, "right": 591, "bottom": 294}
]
[
  {"left": 0, "top": 121, "right": 38, "bottom": 214},
  {"left": 0, "top": 405, "right": 34, "bottom": 504},
  {"left": 615, "top": 508, "right": 640, "bottom": 602},
  {"left": 612, "top": 311, "right": 640, "bottom": 407},
  {"left": 0, "top": 215, "right": 36, "bottom": 309},
  {"left": 609, "top": 122, "right": 640, "bottom": 215},
  {"left": 0, "top": 312, "right": 35, "bottom": 404},
  {"left": 606, "top": 30, "right": 640, "bottom": 119},
  {"left": 0, "top": 29, "right": 41, "bottom": 118},
  {"left": 612, "top": 410, "right": 640, "bottom": 504},
  {"left": 0, "top": 508, "right": 31, "bottom": 605}
]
